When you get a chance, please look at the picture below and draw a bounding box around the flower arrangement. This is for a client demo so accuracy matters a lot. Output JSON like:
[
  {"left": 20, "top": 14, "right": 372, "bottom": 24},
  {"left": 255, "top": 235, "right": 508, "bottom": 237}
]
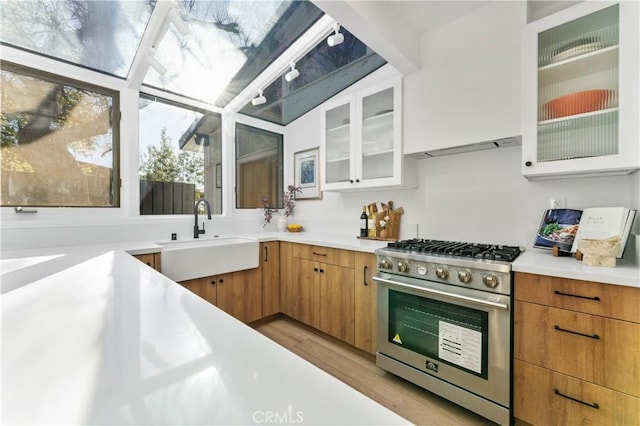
[
  {"left": 261, "top": 198, "right": 278, "bottom": 227},
  {"left": 261, "top": 185, "right": 301, "bottom": 227},
  {"left": 283, "top": 184, "right": 302, "bottom": 217}
]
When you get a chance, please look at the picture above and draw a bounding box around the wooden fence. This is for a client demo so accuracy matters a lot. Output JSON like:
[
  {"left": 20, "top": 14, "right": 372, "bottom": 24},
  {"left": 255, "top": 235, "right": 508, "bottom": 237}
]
[{"left": 140, "top": 180, "right": 195, "bottom": 215}]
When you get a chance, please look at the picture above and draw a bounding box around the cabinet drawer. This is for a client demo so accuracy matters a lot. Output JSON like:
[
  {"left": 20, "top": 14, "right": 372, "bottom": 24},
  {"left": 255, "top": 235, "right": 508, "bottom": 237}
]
[
  {"left": 133, "top": 253, "right": 161, "bottom": 271},
  {"left": 515, "top": 301, "right": 640, "bottom": 397},
  {"left": 291, "top": 243, "right": 354, "bottom": 268},
  {"left": 515, "top": 272, "right": 639, "bottom": 323},
  {"left": 514, "top": 360, "right": 640, "bottom": 426}
]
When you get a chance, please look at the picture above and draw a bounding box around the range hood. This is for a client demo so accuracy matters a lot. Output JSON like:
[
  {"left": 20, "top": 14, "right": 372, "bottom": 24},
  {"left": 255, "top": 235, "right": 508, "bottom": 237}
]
[{"left": 411, "top": 136, "right": 521, "bottom": 159}]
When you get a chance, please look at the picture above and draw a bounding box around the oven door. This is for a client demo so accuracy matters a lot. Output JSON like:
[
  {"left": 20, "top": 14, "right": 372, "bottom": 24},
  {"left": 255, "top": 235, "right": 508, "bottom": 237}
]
[{"left": 374, "top": 272, "right": 511, "bottom": 407}]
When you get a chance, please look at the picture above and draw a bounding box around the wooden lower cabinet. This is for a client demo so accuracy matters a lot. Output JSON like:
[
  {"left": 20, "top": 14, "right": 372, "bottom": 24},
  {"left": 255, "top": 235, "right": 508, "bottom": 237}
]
[
  {"left": 179, "top": 267, "right": 262, "bottom": 323},
  {"left": 180, "top": 275, "right": 217, "bottom": 305},
  {"left": 133, "top": 253, "right": 161, "bottom": 271},
  {"left": 516, "top": 301, "right": 639, "bottom": 397},
  {"left": 280, "top": 242, "right": 296, "bottom": 318},
  {"left": 283, "top": 243, "right": 355, "bottom": 345},
  {"left": 354, "top": 252, "right": 377, "bottom": 354},
  {"left": 514, "top": 360, "right": 640, "bottom": 426},
  {"left": 294, "top": 258, "right": 355, "bottom": 344},
  {"left": 261, "top": 241, "right": 280, "bottom": 317},
  {"left": 514, "top": 272, "right": 640, "bottom": 425}
]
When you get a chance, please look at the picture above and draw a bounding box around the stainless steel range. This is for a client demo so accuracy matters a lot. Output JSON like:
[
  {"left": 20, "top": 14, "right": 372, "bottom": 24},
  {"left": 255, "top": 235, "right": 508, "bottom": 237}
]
[{"left": 373, "top": 239, "right": 523, "bottom": 426}]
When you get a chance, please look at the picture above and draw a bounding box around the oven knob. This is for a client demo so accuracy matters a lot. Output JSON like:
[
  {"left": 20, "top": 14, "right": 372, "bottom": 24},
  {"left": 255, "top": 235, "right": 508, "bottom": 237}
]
[
  {"left": 416, "top": 265, "right": 428, "bottom": 276},
  {"left": 379, "top": 258, "right": 392, "bottom": 270},
  {"left": 397, "top": 261, "right": 409, "bottom": 273},
  {"left": 482, "top": 273, "right": 500, "bottom": 288},
  {"left": 435, "top": 266, "right": 449, "bottom": 280},
  {"left": 457, "top": 270, "right": 473, "bottom": 283}
]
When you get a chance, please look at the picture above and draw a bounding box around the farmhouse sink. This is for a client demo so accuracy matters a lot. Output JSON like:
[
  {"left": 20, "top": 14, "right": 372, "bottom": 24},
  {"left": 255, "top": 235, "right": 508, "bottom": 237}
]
[{"left": 157, "top": 236, "right": 259, "bottom": 282}]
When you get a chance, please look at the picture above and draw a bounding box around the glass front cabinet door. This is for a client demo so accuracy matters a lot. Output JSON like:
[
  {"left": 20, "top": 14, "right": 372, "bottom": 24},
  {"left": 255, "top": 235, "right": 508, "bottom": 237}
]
[
  {"left": 522, "top": 2, "right": 639, "bottom": 179},
  {"left": 321, "top": 77, "right": 407, "bottom": 191}
]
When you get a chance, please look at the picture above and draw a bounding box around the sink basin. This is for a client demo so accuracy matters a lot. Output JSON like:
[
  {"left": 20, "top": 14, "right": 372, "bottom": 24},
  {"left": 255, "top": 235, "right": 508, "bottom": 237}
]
[{"left": 157, "top": 236, "right": 259, "bottom": 282}]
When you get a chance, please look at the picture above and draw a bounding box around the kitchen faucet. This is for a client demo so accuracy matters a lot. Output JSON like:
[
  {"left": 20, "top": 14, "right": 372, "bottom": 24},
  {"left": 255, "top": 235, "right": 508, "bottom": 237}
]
[{"left": 193, "top": 198, "right": 212, "bottom": 239}]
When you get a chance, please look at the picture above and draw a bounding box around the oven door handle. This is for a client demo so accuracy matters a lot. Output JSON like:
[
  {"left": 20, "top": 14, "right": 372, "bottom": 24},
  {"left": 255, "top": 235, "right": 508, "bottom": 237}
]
[{"left": 373, "top": 276, "right": 509, "bottom": 310}]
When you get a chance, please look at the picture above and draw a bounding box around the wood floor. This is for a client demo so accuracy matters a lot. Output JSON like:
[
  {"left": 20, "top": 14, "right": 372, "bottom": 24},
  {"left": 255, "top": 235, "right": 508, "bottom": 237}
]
[{"left": 252, "top": 316, "right": 496, "bottom": 426}]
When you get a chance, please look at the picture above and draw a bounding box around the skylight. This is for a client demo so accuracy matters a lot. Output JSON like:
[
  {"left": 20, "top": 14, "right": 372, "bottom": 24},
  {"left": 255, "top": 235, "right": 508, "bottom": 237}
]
[
  {"left": 144, "top": 1, "right": 322, "bottom": 104},
  {"left": 1, "top": 0, "right": 383, "bottom": 124},
  {"left": 0, "top": 0, "right": 153, "bottom": 78}
]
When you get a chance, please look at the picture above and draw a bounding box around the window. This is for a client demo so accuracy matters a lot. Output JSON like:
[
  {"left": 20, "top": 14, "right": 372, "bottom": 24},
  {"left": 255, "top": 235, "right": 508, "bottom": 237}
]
[
  {"left": 138, "top": 94, "right": 222, "bottom": 215},
  {"left": 235, "top": 123, "right": 282, "bottom": 209},
  {"left": 1, "top": 61, "right": 120, "bottom": 207}
]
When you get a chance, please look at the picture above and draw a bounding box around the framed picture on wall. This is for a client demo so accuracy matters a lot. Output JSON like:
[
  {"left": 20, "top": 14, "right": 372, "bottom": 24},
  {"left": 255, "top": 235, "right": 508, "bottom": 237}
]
[{"left": 294, "top": 147, "right": 322, "bottom": 200}]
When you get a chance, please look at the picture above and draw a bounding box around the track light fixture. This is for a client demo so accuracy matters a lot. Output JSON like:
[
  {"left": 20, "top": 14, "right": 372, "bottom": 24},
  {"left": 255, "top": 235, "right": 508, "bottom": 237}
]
[
  {"left": 147, "top": 49, "right": 167, "bottom": 75},
  {"left": 284, "top": 62, "right": 299, "bottom": 82},
  {"left": 252, "top": 89, "right": 266, "bottom": 106},
  {"left": 327, "top": 23, "right": 344, "bottom": 47},
  {"left": 168, "top": 7, "right": 190, "bottom": 37}
]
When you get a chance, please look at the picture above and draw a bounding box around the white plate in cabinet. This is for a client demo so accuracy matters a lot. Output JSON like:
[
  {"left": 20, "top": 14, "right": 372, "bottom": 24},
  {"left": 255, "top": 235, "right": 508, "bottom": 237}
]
[{"left": 521, "top": 1, "right": 639, "bottom": 179}]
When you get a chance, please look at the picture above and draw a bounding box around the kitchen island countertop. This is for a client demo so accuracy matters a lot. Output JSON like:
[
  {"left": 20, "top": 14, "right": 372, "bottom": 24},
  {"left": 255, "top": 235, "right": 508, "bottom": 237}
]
[{"left": 1, "top": 249, "right": 409, "bottom": 425}]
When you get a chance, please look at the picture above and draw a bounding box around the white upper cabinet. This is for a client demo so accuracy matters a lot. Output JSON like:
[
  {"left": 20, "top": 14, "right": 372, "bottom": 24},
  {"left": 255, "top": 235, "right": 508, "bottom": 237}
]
[
  {"left": 521, "top": 1, "right": 639, "bottom": 179},
  {"left": 403, "top": 1, "right": 525, "bottom": 155},
  {"left": 321, "top": 77, "right": 415, "bottom": 191}
]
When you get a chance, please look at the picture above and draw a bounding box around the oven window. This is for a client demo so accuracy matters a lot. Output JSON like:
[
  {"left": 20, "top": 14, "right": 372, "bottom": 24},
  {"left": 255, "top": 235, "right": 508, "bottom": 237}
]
[{"left": 388, "top": 289, "right": 489, "bottom": 379}]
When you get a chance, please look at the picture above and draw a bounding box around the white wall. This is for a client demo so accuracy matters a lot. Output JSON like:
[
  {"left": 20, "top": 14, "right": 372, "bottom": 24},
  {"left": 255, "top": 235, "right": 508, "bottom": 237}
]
[{"left": 287, "top": 96, "right": 639, "bottom": 249}]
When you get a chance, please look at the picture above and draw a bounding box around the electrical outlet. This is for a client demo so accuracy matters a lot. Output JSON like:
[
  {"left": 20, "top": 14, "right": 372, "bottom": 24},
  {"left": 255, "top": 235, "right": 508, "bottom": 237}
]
[{"left": 549, "top": 198, "right": 562, "bottom": 209}]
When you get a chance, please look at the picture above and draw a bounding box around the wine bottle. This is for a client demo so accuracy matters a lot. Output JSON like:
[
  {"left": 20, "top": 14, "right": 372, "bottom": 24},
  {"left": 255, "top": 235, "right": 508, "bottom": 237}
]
[{"left": 360, "top": 205, "right": 368, "bottom": 237}]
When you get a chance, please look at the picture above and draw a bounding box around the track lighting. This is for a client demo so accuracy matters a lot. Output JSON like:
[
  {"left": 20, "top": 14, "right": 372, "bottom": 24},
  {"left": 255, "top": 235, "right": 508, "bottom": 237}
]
[
  {"left": 168, "top": 7, "right": 190, "bottom": 37},
  {"left": 285, "top": 62, "right": 299, "bottom": 82},
  {"left": 327, "top": 23, "right": 344, "bottom": 47},
  {"left": 252, "top": 89, "right": 266, "bottom": 106},
  {"left": 147, "top": 49, "right": 167, "bottom": 75}
]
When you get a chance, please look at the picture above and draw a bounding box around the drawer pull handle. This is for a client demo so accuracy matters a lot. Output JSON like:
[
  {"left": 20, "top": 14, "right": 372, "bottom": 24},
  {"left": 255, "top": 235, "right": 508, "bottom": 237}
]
[
  {"left": 554, "top": 389, "right": 599, "bottom": 409},
  {"left": 364, "top": 265, "right": 369, "bottom": 286},
  {"left": 554, "top": 325, "right": 600, "bottom": 340},
  {"left": 312, "top": 252, "right": 327, "bottom": 257},
  {"left": 554, "top": 290, "right": 600, "bottom": 301}
]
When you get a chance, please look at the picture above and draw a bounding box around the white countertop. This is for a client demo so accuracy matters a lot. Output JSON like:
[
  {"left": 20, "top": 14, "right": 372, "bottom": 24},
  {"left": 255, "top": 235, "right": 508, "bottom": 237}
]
[
  {"left": 1, "top": 232, "right": 388, "bottom": 294},
  {"left": 513, "top": 248, "right": 640, "bottom": 288},
  {"left": 1, "top": 250, "right": 408, "bottom": 425}
]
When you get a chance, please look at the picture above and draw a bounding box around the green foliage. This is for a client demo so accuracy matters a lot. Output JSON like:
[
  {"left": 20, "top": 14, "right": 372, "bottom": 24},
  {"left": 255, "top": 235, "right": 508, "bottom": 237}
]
[{"left": 139, "top": 127, "right": 204, "bottom": 190}]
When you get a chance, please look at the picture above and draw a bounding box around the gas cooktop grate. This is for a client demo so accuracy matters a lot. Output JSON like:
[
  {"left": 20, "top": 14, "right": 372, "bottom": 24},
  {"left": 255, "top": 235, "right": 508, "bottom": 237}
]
[{"left": 386, "top": 239, "right": 523, "bottom": 262}]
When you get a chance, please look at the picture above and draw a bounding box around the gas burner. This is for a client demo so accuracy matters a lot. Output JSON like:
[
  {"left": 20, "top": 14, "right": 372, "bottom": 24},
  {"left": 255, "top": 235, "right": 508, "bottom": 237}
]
[{"left": 386, "top": 239, "right": 523, "bottom": 262}]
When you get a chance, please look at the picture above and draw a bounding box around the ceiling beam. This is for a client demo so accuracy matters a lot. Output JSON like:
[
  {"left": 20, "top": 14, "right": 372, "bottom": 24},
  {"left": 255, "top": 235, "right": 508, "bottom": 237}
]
[{"left": 313, "top": 1, "right": 421, "bottom": 75}]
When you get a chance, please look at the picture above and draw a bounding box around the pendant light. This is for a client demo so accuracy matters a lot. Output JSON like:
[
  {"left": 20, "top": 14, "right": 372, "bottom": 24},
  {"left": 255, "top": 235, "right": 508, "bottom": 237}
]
[
  {"left": 327, "top": 23, "right": 344, "bottom": 47},
  {"left": 147, "top": 48, "right": 167, "bottom": 75},
  {"left": 168, "top": 7, "right": 190, "bottom": 37},
  {"left": 285, "top": 62, "right": 300, "bottom": 82},
  {"left": 252, "top": 89, "right": 266, "bottom": 106}
]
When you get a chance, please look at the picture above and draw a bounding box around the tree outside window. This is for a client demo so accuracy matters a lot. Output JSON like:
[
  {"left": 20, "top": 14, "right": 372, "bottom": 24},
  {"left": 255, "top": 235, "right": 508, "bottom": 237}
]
[
  {"left": 0, "top": 62, "right": 119, "bottom": 207},
  {"left": 138, "top": 94, "right": 221, "bottom": 215}
]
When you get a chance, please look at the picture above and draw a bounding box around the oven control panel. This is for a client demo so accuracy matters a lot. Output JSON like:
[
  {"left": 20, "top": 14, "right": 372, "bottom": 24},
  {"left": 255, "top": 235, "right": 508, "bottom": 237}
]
[{"left": 377, "top": 256, "right": 512, "bottom": 295}]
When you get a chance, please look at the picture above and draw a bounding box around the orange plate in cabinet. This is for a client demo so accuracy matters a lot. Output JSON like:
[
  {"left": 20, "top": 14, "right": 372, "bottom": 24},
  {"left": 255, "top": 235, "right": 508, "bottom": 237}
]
[{"left": 545, "top": 89, "right": 611, "bottom": 119}]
